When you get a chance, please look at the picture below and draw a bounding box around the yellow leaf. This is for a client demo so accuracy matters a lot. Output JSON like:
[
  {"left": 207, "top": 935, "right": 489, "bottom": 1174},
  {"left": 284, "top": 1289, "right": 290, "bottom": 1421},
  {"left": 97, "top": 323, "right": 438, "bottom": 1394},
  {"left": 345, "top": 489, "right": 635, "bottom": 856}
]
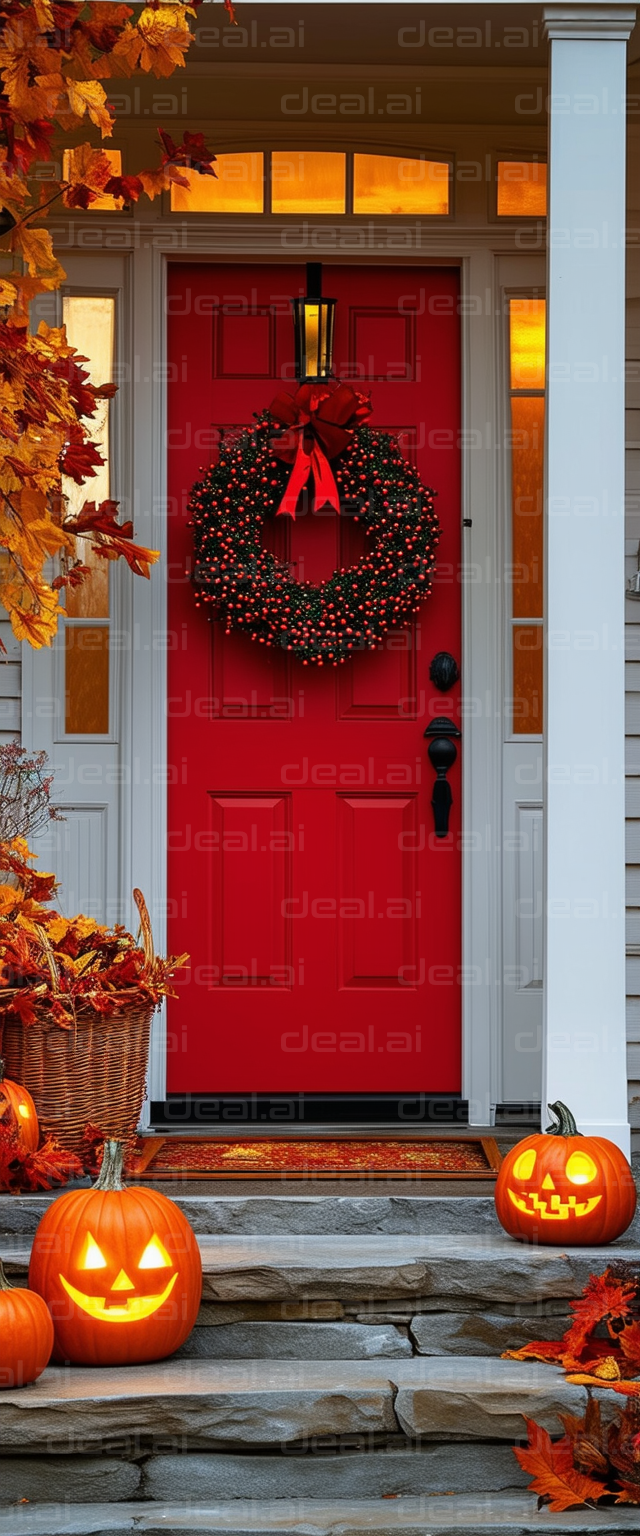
[
  {"left": 138, "top": 167, "right": 171, "bottom": 201},
  {"left": 33, "top": 0, "right": 54, "bottom": 29},
  {"left": 46, "top": 915, "right": 71, "bottom": 944},
  {"left": 136, "top": 5, "right": 192, "bottom": 77},
  {"left": 65, "top": 79, "right": 112, "bottom": 135},
  {"left": 0, "top": 278, "right": 17, "bottom": 305},
  {"left": 63, "top": 143, "right": 113, "bottom": 193},
  {"left": 0, "top": 885, "right": 17, "bottom": 915},
  {"left": 1, "top": 576, "right": 65, "bottom": 648},
  {"left": 12, "top": 225, "right": 65, "bottom": 283}
]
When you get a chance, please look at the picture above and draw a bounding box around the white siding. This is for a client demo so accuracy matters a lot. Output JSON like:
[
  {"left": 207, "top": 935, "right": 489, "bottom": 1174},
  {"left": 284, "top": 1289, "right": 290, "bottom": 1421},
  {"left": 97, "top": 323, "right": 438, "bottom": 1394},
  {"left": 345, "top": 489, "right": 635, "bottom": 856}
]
[
  {"left": 0, "top": 616, "right": 20, "bottom": 743},
  {"left": 625, "top": 169, "right": 640, "bottom": 1143}
]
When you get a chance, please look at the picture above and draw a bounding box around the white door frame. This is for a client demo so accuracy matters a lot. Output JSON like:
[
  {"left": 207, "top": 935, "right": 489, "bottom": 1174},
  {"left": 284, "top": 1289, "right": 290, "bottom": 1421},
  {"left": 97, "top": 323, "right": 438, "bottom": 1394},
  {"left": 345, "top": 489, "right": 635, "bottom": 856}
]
[{"left": 125, "top": 228, "right": 524, "bottom": 1126}]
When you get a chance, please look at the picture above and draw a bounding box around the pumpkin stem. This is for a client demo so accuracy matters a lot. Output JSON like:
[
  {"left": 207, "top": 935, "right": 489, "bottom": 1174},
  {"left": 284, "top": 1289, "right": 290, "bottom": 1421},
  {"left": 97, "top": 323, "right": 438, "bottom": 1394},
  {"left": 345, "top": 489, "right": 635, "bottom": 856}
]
[
  {"left": 94, "top": 1139, "right": 125, "bottom": 1191},
  {"left": 546, "top": 1101, "right": 582, "bottom": 1138},
  {"left": 0, "top": 1259, "right": 13, "bottom": 1292}
]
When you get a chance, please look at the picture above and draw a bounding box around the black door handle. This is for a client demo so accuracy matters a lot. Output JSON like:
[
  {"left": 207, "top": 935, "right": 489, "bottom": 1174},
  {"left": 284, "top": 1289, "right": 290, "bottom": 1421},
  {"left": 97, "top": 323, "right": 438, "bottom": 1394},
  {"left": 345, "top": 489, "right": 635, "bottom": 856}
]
[{"left": 424, "top": 717, "right": 461, "bottom": 838}]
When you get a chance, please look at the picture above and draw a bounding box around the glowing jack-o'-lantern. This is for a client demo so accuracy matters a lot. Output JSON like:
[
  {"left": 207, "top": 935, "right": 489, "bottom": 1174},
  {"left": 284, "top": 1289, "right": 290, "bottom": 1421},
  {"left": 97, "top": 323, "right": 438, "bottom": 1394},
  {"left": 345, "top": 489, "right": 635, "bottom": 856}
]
[
  {"left": 495, "top": 1102, "right": 637, "bottom": 1246},
  {"left": 0, "top": 1058, "right": 39, "bottom": 1153},
  {"left": 28, "top": 1140, "right": 201, "bottom": 1365}
]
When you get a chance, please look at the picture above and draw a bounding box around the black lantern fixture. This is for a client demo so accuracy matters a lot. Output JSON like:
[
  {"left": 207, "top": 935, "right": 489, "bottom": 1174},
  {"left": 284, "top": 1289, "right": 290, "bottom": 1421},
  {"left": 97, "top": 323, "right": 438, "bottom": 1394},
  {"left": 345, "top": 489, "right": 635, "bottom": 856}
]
[{"left": 292, "top": 263, "right": 336, "bottom": 382}]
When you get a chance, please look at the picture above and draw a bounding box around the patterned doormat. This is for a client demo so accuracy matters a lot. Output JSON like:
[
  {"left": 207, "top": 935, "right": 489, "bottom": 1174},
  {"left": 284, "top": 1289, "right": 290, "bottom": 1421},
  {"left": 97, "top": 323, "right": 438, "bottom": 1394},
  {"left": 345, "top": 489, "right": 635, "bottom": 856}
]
[{"left": 125, "top": 1136, "right": 502, "bottom": 1180}]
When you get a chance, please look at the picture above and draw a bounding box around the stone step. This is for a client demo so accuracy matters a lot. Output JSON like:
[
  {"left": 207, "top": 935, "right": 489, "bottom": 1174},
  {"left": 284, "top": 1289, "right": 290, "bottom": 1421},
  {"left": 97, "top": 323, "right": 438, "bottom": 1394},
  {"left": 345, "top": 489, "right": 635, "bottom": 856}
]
[
  {"left": 1, "top": 1497, "right": 639, "bottom": 1535},
  {"left": 0, "top": 1355, "right": 605, "bottom": 1454},
  {"left": 5, "top": 1232, "right": 640, "bottom": 1306},
  {"left": 0, "top": 1191, "right": 508, "bottom": 1238},
  {"left": 0, "top": 1443, "right": 528, "bottom": 1505}
]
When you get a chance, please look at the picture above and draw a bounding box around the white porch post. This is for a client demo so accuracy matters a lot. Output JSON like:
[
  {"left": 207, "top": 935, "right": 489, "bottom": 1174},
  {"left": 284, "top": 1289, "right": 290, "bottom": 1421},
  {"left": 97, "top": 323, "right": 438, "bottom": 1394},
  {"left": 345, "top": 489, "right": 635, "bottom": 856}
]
[{"left": 542, "top": 5, "right": 635, "bottom": 1154}]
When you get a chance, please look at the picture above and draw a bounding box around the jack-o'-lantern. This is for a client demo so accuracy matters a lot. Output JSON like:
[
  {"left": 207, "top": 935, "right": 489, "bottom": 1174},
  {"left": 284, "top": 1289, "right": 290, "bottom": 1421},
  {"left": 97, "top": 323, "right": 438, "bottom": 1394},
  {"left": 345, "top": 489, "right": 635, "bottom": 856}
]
[
  {"left": 495, "top": 1102, "right": 637, "bottom": 1246},
  {"left": 28, "top": 1140, "right": 201, "bottom": 1365},
  {"left": 0, "top": 1259, "right": 53, "bottom": 1388},
  {"left": 0, "top": 1059, "right": 38, "bottom": 1153}
]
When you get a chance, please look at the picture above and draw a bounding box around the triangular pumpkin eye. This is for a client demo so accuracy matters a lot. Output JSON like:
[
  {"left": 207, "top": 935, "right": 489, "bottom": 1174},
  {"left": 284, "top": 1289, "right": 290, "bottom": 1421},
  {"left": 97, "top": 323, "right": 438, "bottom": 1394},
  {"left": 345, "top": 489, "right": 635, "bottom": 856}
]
[
  {"left": 80, "top": 1232, "right": 107, "bottom": 1270},
  {"left": 139, "top": 1234, "right": 172, "bottom": 1270}
]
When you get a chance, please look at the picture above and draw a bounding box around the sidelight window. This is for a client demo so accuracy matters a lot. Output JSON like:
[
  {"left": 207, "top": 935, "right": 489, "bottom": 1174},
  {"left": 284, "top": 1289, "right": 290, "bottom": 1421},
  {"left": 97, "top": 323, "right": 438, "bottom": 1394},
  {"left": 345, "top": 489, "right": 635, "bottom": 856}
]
[
  {"left": 508, "top": 297, "right": 546, "bottom": 736},
  {"left": 60, "top": 294, "right": 115, "bottom": 737}
]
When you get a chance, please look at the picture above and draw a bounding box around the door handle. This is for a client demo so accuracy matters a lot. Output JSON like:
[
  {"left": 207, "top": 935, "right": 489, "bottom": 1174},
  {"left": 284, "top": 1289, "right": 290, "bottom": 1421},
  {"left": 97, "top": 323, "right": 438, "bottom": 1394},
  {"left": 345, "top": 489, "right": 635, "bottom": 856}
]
[{"left": 424, "top": 717, "right": 461, "bottom": 838}]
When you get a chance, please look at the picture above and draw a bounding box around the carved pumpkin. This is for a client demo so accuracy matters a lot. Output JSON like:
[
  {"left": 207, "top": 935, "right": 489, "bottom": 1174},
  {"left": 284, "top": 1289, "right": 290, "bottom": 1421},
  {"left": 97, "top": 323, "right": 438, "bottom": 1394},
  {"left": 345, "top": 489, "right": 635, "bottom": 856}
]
[
  {"left": 495, "top": 1102, "right": 637, "bottom": 1245},
  {"left": 28, "top": 1140, "right": 202, "bottom": 1365},
  {"left": 0, "top": 1058, "right": 38, "bottom": 1153},
  {"left": 0, "top": 1259, "right": 53, "bottom": 1388}
]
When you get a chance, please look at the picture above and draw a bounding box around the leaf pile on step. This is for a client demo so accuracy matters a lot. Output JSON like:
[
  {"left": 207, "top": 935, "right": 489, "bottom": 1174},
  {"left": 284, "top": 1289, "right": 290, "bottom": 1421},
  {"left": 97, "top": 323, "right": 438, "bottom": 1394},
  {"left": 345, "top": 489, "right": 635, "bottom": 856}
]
[
  {"left": 0, "top": 1116, "right": 82, "bottom": 1192},
  {"left": 516, "top": 1397, "right": 640, "bottom": 1510},
  {"left": 505, "top": 1266, "right": 640, "bottom": 1392},
  {"left": 510, "top": 1265, "right": 640, "bottom": 1509},
  {"left": 0, "top": 838, "right": 187, "bottom": 1026}
]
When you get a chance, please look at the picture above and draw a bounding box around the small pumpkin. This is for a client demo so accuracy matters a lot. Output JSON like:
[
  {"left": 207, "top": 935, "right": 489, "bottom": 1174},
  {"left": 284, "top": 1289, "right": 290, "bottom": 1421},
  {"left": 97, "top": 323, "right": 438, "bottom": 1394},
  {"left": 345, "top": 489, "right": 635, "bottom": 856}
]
[
  {"left": 495, "top": 1102, "right": 637, "bottom": 1245},
  {"left": 0, "top": 1058, "right": 38, "bottom": 1153},
  {"left": 28, "top": 1139, "right": 202, "bottom": 1366},
  {"left": 0, "top": 1259, "right": 53, "bottom": 1388}
]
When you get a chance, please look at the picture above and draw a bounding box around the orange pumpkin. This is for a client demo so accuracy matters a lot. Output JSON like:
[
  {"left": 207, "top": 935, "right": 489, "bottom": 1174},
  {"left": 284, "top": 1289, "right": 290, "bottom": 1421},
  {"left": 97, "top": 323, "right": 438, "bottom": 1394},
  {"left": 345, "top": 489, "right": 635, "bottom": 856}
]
[
  {"left": 0, "top": 1259, "right": 53, "bottom": 1388},
  {"left": 495, "top": 1102, "right": 637, "bottom": 1245},
  {"left": 28, "top": 1139, "right": 202, "bottom": 1366},
  {"left": 0, "top": 1058, "right": 38, "bottom": 1153}
]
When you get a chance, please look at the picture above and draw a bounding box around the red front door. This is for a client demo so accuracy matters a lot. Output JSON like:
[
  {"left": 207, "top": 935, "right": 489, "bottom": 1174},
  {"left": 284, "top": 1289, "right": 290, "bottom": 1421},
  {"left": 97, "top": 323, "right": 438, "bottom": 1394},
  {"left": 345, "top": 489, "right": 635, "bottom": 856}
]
[{"left": 166, "top": 263, "right": 461, "bottom": 1099}]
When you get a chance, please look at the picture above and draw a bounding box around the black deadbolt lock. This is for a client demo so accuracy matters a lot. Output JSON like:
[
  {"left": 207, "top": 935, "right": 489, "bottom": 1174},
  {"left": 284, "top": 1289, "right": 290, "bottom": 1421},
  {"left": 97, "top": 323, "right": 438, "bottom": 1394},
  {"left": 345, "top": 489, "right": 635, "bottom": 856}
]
[{"left": 424, "top": 716, "right": 461, "bottom": 838}]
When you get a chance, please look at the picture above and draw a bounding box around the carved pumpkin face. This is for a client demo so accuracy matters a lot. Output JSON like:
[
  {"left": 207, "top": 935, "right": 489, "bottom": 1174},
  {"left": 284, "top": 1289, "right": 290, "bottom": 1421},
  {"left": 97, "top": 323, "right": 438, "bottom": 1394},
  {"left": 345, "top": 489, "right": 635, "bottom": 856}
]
[
  {"left": 28, "top": 1142, "right": 201, "bottom": 1365},
  {"left": 495, "top": 1104, "right": 637, "bottom": 1246}
]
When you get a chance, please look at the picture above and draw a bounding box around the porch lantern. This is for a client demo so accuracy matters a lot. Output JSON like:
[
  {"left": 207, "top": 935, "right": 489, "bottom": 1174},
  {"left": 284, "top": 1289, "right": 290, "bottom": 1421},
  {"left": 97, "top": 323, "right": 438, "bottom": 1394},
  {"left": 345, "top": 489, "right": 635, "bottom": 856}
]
[{"left": 293, "top": 263, "right": 336, "bottom": 381}]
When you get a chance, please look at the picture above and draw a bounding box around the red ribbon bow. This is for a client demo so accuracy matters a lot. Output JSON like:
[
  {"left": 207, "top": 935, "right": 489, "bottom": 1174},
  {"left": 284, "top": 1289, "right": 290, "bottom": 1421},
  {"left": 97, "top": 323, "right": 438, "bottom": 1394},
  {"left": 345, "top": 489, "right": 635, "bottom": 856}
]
[{"left": 269, "top": 381, "right": 372, "bottom": 519}]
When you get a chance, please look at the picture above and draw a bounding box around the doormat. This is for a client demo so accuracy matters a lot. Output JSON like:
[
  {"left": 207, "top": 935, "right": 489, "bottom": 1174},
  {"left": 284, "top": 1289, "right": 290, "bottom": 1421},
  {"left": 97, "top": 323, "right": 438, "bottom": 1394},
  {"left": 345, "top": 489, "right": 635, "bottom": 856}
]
[{"left": 124, "top": 1136, "right": 502, "bottom": 1181}]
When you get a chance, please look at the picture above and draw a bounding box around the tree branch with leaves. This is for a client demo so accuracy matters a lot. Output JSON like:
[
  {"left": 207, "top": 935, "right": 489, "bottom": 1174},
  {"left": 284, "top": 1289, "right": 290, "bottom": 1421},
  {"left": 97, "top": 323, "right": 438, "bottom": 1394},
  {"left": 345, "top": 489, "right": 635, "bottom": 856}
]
[{"left": 0, "top": 0, "right": 231, "bottom": 647}]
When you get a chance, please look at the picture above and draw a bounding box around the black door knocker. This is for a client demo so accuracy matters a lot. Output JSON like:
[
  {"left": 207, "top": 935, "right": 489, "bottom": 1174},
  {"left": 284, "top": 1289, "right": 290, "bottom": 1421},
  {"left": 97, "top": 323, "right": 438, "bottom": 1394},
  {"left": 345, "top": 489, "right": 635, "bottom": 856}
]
[{"left": 424, "top": 717, "right": 461, "bottom": 838}]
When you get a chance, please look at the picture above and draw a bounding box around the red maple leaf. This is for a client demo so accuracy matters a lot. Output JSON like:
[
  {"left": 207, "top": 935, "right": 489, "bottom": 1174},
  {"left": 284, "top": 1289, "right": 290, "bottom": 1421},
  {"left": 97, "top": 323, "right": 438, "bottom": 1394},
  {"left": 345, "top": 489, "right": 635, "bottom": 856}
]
[
  {"left": 514, "top": 1420, "right": 607, "bottom": 1512},
  {"left": 60, "top": 432, "right": 105, "bottom": 483},
  {"left": 563, "top": 1271, "right": 637, "bottom": 1364},
  {"left": 104, "top": 174, "right": 144, "bottom": 204}
]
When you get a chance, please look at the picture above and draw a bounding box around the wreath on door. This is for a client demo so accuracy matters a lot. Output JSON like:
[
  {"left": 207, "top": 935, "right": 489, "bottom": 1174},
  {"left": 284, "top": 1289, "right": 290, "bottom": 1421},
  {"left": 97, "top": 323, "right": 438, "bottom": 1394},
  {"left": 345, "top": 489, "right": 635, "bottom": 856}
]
[{"left": 189, "top": 381, "right": 440, "bottom": 666}]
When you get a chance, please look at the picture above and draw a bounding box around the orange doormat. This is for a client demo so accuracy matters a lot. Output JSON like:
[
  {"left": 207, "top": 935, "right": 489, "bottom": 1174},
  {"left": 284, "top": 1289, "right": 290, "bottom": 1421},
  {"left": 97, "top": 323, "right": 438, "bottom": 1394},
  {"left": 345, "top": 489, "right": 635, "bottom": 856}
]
[{"left": 125, "top": 1136, "right": 502, "bottom": 1180}]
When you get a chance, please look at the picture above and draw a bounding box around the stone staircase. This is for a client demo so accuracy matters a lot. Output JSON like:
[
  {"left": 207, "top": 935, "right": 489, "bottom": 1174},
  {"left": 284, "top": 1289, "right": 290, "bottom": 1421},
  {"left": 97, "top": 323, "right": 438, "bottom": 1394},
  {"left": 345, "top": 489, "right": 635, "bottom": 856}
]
[{"left": 1, "top": 1189, "right": 640, "bottom": 1534}]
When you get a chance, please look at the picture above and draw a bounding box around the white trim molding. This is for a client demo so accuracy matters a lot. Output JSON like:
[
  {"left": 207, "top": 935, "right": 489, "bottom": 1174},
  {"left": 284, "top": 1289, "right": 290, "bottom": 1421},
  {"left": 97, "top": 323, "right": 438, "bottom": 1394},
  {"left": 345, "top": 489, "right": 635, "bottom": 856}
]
[{"left": 542, "top": 4, "right": 636, "bottom": 1155}]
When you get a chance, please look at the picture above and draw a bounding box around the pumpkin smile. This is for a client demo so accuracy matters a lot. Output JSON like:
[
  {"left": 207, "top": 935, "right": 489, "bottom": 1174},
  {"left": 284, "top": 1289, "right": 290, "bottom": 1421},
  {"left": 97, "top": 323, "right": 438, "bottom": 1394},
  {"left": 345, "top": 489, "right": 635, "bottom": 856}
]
[
  {"left": 507, "top": 1188, "right": 602, "bottom": 1221},
  {"left": 59, "top": 1270, "right": 178, "bottom": 1322}
]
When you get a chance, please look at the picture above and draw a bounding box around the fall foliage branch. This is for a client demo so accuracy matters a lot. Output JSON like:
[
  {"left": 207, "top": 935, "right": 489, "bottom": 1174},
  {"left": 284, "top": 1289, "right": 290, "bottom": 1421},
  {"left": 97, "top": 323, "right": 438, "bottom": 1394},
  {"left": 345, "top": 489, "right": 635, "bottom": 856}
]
[{"left": 0, "top": 1, "right": 231, "bottom": 647}]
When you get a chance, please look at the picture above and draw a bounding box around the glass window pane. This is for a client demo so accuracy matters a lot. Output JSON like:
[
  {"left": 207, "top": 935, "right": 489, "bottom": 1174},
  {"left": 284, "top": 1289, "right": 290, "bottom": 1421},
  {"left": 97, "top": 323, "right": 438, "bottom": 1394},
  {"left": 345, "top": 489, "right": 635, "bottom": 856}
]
[
  {"left": 513, "top": 626, "right": 543, "bottom": 735},
  {"left": 62, "top": 148, "right": 123, "bottom": 211},
  {"left": 511, "top": 396, "right": 544, "bottom": 619},
  {"left": 62, "top": 296, "right": 114, "bottom": 619},
  {"left": 65, "top": 627, "right": 110, "bottom": 734},
  {"left": 353, "top": 154, "right": 449, "bottom": 215},
  {"left": 271, "top": 152, "right": 345, "bottom": 213},
  {"left": 170, "top": 154, "right": 264, "bottom": 213},
  {"left": 509, "top": 298, "right": 546, "bottom": 390},
  {"left": 497, "top": 160, "right": 547, "bottom": 217}
]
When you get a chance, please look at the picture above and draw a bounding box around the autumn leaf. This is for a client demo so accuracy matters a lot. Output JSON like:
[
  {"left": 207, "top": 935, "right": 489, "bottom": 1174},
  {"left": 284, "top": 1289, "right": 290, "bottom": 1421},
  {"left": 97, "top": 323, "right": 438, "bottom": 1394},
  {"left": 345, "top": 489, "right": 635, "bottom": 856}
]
[
  {"left": 65, "top": 79, "right": 113, "bottom": 135},
  {"left": 514, "top": 1420, "right": 607, "bottom": 1512},
  {"left": 63, "top": 498, "right": 159, "bottom": 578},
  {"left": 562, "top": 1270, "right": 637, "bottom": 1364},
  {"left": 11, "top": 224, "right": 65, "bottom": 283},
  {"left": 1, "top": 575, "right": 66, "bottom": 647}
]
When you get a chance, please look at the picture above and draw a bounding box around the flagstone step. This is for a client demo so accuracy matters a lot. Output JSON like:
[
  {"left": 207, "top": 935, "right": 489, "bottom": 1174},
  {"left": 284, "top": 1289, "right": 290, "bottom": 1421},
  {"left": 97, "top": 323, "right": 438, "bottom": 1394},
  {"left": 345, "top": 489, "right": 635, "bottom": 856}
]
[
  {"left": 4, "top": 1232, "right": 640, "bottom": 1306},
  {"left": 0, "top": 1356, "right": 603, "bottom": 1453},
  {"left": 1, "top": 1497, "right": 639, "bottom": 1535},
  {"left": 0, "top": 1192, "right": 508, "bottom": 1238}
]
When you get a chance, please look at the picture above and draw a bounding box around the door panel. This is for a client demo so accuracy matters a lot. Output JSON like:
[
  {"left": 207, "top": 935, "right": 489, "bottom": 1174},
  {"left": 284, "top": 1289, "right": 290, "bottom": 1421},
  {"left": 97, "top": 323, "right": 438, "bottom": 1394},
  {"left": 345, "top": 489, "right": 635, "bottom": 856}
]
[{"left": 166, "top": 263, "right": 461, "bottom": 1095}]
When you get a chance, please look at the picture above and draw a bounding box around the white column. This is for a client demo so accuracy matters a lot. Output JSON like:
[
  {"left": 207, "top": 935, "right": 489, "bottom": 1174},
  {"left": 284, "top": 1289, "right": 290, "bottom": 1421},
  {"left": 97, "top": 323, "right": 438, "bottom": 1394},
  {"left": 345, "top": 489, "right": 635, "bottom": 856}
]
[{"left": 543, "top": 5, "right": 635, "bottom": 1154}]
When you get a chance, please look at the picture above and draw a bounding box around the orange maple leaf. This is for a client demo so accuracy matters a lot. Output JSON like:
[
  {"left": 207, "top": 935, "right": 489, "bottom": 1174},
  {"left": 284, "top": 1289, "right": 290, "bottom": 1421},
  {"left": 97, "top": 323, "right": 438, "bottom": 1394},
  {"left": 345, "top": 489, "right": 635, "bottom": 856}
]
[{"left": 514, "top": 1420, "right": 607, "bottom": 1512}]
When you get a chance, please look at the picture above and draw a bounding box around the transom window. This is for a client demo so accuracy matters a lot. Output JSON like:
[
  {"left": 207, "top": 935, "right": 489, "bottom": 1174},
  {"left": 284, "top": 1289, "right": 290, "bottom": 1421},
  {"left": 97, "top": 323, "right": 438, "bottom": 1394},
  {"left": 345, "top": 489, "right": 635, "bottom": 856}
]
[
  {"left": 497, "top": 160, "right": 547, "bottom": 217},
  {"left": 170, "top": 150, "right": 451, "bottom": 216}
]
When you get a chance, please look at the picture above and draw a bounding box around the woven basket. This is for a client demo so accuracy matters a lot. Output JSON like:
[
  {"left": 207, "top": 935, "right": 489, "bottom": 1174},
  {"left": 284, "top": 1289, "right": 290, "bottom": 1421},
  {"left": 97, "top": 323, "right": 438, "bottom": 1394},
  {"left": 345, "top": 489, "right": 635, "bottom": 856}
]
[{"left": 0, "top": 890, "right": 156, "bottom": 1155}]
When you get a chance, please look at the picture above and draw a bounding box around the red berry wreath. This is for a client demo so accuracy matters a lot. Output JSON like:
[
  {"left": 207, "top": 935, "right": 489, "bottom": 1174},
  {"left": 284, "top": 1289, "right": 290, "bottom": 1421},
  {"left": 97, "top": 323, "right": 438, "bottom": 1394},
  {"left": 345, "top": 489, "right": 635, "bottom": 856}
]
[{"left": 190, "top": 388, "right": 440, "bottom": 666}]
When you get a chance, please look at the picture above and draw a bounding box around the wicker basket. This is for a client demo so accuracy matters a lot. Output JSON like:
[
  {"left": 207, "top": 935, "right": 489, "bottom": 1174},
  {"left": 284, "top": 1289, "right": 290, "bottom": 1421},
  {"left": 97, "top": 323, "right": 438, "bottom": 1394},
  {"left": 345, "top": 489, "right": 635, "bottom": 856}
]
[{"left": 0, "top": 890, "right": 156, "bottom": 1155}]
